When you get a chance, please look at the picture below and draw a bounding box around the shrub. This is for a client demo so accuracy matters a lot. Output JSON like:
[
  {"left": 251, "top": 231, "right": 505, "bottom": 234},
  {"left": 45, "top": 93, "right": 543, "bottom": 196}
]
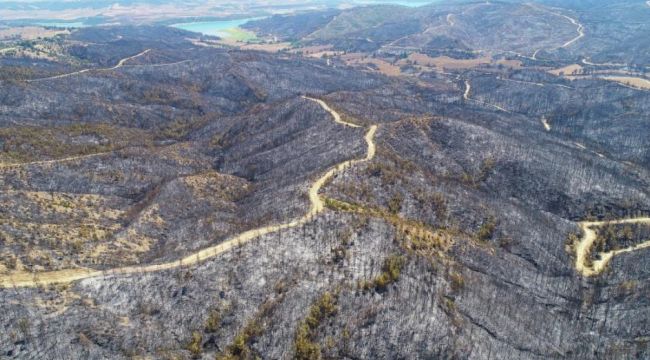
[
  {"left": 449, "top": 271, "right": 465, "bottom": 293},
  {"left": 388, "top": 193, "right": 403, "bottom": 214},
  {"left": 294, "top": 323, "right": 322, "bottom": 360},
  {"left": 478, "top": 157, "right": 496, "bottom": 182},
  {"left": 204, "top": 308, "right": 221, "bottom": 333},
  {"left": 564, "top": 232, "right": 580, "bottom": 257},
  {"left": 293, "top": 291, "right": 339, "bottom": 360},
  {"left": 477, "top": 217, "right": 497, "bottom": 242},
  {"left": 360, "top": 255, "right": 405, "bottom": 292},
  {"left": 186, "top": 331, "right": 202, "bottom": 358}
]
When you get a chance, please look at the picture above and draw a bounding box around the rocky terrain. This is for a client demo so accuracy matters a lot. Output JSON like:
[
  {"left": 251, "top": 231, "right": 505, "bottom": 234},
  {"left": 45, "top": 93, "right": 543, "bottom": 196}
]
[{"left": 1, "top": 1, "right": 650, "bottom": 359}]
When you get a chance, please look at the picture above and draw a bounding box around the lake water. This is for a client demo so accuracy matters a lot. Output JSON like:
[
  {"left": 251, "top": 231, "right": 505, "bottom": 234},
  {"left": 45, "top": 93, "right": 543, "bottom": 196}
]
[
  {"left": 33, "top": 21, "right": 86, "bottom": 28},
  {"left": 357, "top": 0, "right": 439, "bottom": 6},
  {"left": 170, "top": 18, "right": 261, "bottom": 38}
]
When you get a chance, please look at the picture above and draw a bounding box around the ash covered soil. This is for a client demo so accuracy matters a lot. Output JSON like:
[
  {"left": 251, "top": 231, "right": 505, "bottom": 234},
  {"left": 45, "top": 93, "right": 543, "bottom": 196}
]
[{"left": 0, "top": 10, "right": 649, "bottom": 360}]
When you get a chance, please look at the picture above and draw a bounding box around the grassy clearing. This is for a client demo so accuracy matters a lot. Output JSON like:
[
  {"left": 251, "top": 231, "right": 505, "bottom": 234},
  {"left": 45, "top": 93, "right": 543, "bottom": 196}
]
[{"left": 222, "top": 27, "right": 258, "bottom": 42}]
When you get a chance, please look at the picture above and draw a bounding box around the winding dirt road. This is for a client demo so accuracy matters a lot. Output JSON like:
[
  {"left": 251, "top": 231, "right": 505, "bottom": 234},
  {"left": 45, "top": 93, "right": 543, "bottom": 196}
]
[
  {"left": 0, "top": 97, "right": 378, "bottom": 288},
  {"left": 463, "top": 79, "right": 510, "bottom": 113},
  {"left": 526, "top": 4, "right": 584, "bottom": 56},
  {"left": 575, "top": 217, "right": 650, "bottom": 276},
  {"left": 533, "top": 5, "right": 584, "bottom": 48},
  {"left": 27, "top": 49, "right": 151, "bottom": 82},
  {"left": 446, "top": 14, "right": 455, "bottom": 27},
  {"left": 560, "top": 16, "right": 584, "bottom": 48}
]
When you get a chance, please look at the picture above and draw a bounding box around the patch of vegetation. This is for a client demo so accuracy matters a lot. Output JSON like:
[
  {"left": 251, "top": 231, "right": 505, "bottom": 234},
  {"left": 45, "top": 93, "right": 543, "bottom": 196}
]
[
  {"left": 324, "top": 196, "right": 455, "bottom": 258},
  {"left": 204, "top": 308, "right": 221, "bottom": 333},
  {"left": 324, "top": 197, "right": 365, "bottom": 213},
  {"left": 615, "top": 280, "right": 637, "bottom": 300},
  {"left": 0, "top": 66, "right": 51, "bottom": 81},
  {"left": 156, "top": 115, "right": 210, "bottom": 141},
  {"left": 223, "top": 28, "right": 258, "bottom": 42},
  {"left": 478, "top": 157, "right": 496, "bottom": 182},
  {"left": 294, "top": 291, "right": 339, "bottom": 360},
  {"left": 185, "top": 331, "right": 203, "bottom": 358},
  {"left": 217, "top": 298, "right": 281, "bottom": 360},
  {"left": 461, "top": 157, "right": 496, "bottom": 187},
  {"left": 449, "top": 271, "right": 465, "bottom": 293},
  {"left": 217, "top": 318, "right": 264, "bottom": 360},
  {"left": 413, "top": 190, "right": 448, "bottom": 221},
  {"left": 476, "top": 216, "right": 497, "bottom": 242},
  {"left": 564, "top": 232, "right": 580, "bottom": 258},
  {"left": 330, "top": 228, "right": 355, "bottom": 264},
  {"left": 387, "top": 193, "right": 403, "bottom": 214},
  {"left": 365, "top": 149, "right": 416, "bottom": 186},
  {"left": 593, "top": 222, "right": 650, "bottom": 255},
  {"left": 358, "top": 254, "right": 405, "bottom": 292}
]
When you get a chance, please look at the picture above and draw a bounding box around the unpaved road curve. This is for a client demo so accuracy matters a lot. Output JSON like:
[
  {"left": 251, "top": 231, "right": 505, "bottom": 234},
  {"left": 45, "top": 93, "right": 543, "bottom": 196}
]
[
  {"left": 303, "top": 96, "right": 361, "bottom": 129},
  {"left": 464, "top": 79, "right": 510, "bottom": 113},
  {"left": 27, "top": 49, "right": 151, "bottom": 82},
  {"left": 561, "top": 18, "right": 584, "bottom": 48},
  {"left": 575, "top": 217, "right": 650, "bottom": 276},
  {"left": 527, "top": 4, "right": 584, "bottom": 49},
  {"left": 463, "top": 80, "right": 471, "bottom": 100},
  {"left": 0, "top": 97, "right": 378, "bottom": 288},
  {"left": 446, "top": 13, "right": 455, "bottom": 26},
  {"left": 110, "top": 49, "right": 152, "bottom": 69}
]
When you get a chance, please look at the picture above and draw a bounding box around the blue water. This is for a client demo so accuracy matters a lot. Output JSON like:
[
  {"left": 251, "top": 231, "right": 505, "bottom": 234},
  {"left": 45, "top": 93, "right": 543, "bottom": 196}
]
[
  {"left": 33, "top": 21, "right": 86, "bottom": 28},
  {"left": 358, "top": 0, "right": 438, "bottom": 6},
  {"left": 170, "top": 18, "right": 261, "bottom": 38}
]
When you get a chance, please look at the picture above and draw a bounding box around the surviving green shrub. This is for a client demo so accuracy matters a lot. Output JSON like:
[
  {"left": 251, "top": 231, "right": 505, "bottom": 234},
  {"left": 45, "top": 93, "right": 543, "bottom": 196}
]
[
  {"left": 477, "top": 217, "right": 497, "bottom": 242},
  {"left": 204, "top": 308, "right": 221, "bottom": 333},
  {"left": 359, "top": 255, "right": 405, "bottom": 292},
  {"left": 294, "top": 291, "right": 339, "bottom": 360},
  {"left": 449, "top": 271, "right": 465, "bottom": 293},
  {"left": 388, "top": 193, "right": 403, "bottom": 214},
  {"left": 186, "top": 331, "right": 202, "bottom": 358}
]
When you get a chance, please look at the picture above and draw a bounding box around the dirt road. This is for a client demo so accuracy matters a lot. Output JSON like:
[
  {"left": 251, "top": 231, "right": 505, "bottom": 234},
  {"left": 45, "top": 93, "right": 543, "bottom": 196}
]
[
  {"left": 27, "top": 49, "right": 151, "bottom": 82},
  {"left": 575, "top": 217, "right": 650, "bottom": 276}
]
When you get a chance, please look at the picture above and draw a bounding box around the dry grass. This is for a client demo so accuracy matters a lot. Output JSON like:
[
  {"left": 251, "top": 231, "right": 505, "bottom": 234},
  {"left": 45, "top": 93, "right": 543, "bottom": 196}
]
[
  {"left": 339, "top": 52, "right": 366, "bottom": 61},
  {"left": 602, "top": 76, "right": 650, "bottom": 90},
  {"left": 496, "top": 58, "right": 523, "bottom": 68},
  {"left": 342, "top": 55, "right": 402, "bottom": 76},
  {"left": 291, "top": 45, "right": 335, "bottom": 54},
  {"left": 548, "top": 64, "right": 583, "bottom": 76},
  {"left": 0, "top": 190, "right": 130, "bottom": 271},
  {"left": 0, "top": 26, "right": 68, "bottom": 40},
  {"left": 239, "top": 42, "right": 292, "bottom": 52},
  {"left": 400, "top": 53, "right": 492, "bottom": 70},
  {"left": 183, "top": 171, "right": 251, "bottom": 202}
]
